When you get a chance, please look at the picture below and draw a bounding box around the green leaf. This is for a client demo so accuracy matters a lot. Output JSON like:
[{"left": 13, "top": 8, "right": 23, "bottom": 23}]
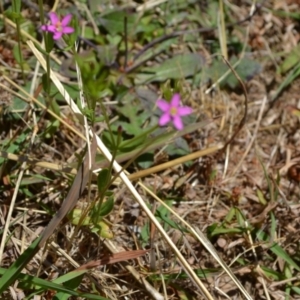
[
  {"left": 53, "top": 273, "right": 85, "bottom": 300},
  {"left": 207, "top": 225, "right": 244, "bottom": 237},
  {"left": 97, "top": 169, "right": 111, "bottom": 192},
  {"left": 135, "top": 53, "right": 205, "bottom": 84},
  {"left": 224, "top": 57, "right": 262, "bottom": 88},
  {"left": 99, "top": 10, "right": 140, "bottom": 35},
  {"left": 165, "top": 137, "right": 190, "bottom": 157},
  {"left": 284, "top": 264, "right": 293, "bottom": 281},
  {"left": 136, "top": 153, "right": 154, "bottom": 169},
  {"left": 86, "top": 0, "right": 99, "bottom": 15},
  {"left": 82, "top": 26, "right": 96, "bottom": 39},
  {"left": 0, "top": 131, "right": 28, "bottom": 165},
  {"left": 10, "top": 82, "right": 44, "bottom": 119},
  {"left": 140, "top": 222, "right": 150, "bottom": 245},
  {"left": 5, "top": 10, "right": 22, "bottom": 21},
  {"left": 68, "top": 208, "right": 91, "bottom": 226},
  {"left": 279, "top": 44, "right": 300, "bottom": 74},
  {"left": 97, "top": 196, "right": 114, "bottom": 217},
  {"left": 291, "top": 286, "right": 300, "bottom": 295},
  {"left": 119, "top": 135, "right": 147, "bottom": 152},
  {"left": 270, "top": 212, "right": 277, "bottom": 244},
  {"left": 44, "top": 119, "right": 60, "bottom": 139},
  {"left": 92, "top": 221, "right": 114, "bottom": 239},
  {"left": 271, "top": 61, "right": 300, "bottom": 101},
  {"left": 20, "top": 174, "right": 53, "bottom": 186},
  {"left": 235, "top": 209, "right": 244, "bottom": 226},
  {"left": 203, "top": 56, "right": 262, "bottom": 89},
  {"left": 96, "top": 45, "right": 118, "bottom": 66},
  {"left": 155, "top": 202, "right": 189, "bottom": 233},
  {"left": 260, "top": 266, "right": 284, "bottom": 280},
  {"left": 114, "top": 95, "right": 152, "bottom": 136},
  {"left": 12, "top": 0, "right": 21, "bottom": 14},
  {"left": 101, "top": 130, "right": 118, "bottom": 151},
  {"left": 134, "top": 38, "right": 178, "bottom": 66},
  {"left": 224, "top": 207, "right": 236, "bottom": 223},
  {"left": 50, "top": 82, "right": 80, "bottom": 103},
  {"left": 257, "top": 189, "right": 267, "bottom": 205}
]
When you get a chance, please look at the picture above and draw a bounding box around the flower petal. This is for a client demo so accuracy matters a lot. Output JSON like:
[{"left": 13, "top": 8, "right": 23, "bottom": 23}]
[
  {"left": 170, "top": 93, "right": 180, "bottom": 107},
  {"left": 172, "top": 115, "right": 183, "bottom": 130},
  {"left": 53, "top": 31, "right": 63, "bottom": 40},
  {"left": 159, "top": 113, "right": 171, "bottom": 126},
  {"left": 49, "top": 12, "right": 59, "bottom": 25},
  {"left": 61, "top": 14, "right": 72, "bottom": 26},
  {"left": 47, "top": 25, "right": 57, "bottom": 32},
  {"left": 41, "top": 24, "right": 56, "bottom": 33},
  {"left": 41, "top": 25, "right": 48, "bottom": 31},
  {"left": 177, "top": 106, "right": 193, "bottom": 116},
  {"left": 157, "top": 99, "right": 170, "bottom": 112},
  {"left": 62, "top": 26, "right": 74, "bottom": 34}
]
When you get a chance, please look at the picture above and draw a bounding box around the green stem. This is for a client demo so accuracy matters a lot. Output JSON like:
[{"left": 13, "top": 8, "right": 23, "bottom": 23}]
[
  {"left": 38, "top": 0, "right": 51, "bottom": 96},
  {"left": 12, "top": 0, "right": 25, "bottom": 82}
]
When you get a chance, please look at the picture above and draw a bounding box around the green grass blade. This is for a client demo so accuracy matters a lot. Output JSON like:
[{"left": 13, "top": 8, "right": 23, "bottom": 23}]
[
  {"left": 0, "top": 267, "right": 108, "bottom": 299},
  {"left": 0, "top": 236, "right": 41, "bottom": 294},
  {"left": 256, "top": 230, "right": 300, "bottom": 271}
]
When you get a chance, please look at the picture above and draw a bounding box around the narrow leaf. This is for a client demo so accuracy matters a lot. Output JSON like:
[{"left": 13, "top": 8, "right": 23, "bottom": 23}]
[{"left": 135, "top": 53, "right": 205, "bottom": 84}]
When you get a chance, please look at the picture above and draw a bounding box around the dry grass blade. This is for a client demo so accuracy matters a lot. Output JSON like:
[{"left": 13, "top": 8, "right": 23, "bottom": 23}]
[
  {"left": 218, "top": 0, "right": 228, "bottom": 60},
  {"left": 0, "top": 151, "right": 78, "bottom": 175},
  {"left": 75, "top": 250, "right": 149, "bottom": 271},
  {"left": 129, "top": 145, "right": 223, "bottom": 180}
]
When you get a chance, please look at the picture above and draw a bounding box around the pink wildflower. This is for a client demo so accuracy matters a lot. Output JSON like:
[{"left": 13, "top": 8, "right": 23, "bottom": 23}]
[
  {"left": 157, "top": 93, "right": 193, "bottom": 130},
  {"left": 41, "top": 12, "right": 74, "bottom": 40}
]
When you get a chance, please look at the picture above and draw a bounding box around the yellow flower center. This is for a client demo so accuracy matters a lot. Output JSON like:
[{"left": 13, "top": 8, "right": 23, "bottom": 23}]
[
  {"left": 55, "top": 21, "right": 62, "bottom": 32},
  {"left": 170, "top": 107, "right": 177, "bottom": 116}
]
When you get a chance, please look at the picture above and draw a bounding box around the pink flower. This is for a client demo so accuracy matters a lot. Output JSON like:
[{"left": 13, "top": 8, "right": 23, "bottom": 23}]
[
  {"left": 41, "top": 12, "right": 74, "bottom": 40},
  {"left": 157, "top": 93, "right": 193, "bottom": 130}
]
